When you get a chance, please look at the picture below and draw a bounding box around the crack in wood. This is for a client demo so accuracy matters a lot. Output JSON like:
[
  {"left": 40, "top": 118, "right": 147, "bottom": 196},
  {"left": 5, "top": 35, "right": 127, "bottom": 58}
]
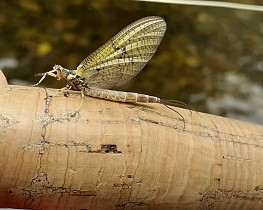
[
  {"left": 138, "top": 117, "right": 263, "bottom": 148},
  {"left": 9, "top": 172, "right": 97, "bottom": 202},
  {"left": 115, "top": 201, "right": 147, "bottom": 208},
  {"left": 33, "top": 89, "right": 81, "bottom": 154},
  {"left": 19, "top": 141, "right": 91, "bottom": 152},
  {"left": 19, "top": 141, "right": 124, "bottom": 155}
]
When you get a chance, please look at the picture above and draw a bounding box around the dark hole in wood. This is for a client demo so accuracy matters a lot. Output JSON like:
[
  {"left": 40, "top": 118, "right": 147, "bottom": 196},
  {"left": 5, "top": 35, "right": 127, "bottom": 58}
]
[{"left": 100, "top": 144, "right": 121, "bottom": 153}]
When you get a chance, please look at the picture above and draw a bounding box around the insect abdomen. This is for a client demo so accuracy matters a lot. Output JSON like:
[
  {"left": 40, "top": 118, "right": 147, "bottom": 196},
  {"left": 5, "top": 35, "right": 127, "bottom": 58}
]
[{"left": 85, "top": 88, "right": 160, "bottom": 103}]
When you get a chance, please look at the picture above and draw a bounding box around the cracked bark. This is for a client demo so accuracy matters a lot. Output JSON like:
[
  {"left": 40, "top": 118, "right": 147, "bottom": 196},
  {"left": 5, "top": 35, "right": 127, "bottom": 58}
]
[{"left": 0, "top": 85, "right": 263, "bottom": 210}]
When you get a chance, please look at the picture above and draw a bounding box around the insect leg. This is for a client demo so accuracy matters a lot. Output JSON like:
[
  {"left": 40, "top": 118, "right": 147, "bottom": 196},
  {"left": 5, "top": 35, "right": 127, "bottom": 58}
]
[
  {"left": 74, "top": 89, "right": 85, "bottom": 114},
  {"left": 58, "top": 88, "right": 84, "bottom": 116}
]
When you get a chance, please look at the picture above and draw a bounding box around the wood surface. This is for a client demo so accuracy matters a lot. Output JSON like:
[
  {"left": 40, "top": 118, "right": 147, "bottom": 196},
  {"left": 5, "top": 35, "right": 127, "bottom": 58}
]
[{"left": 0, "top": 85, "right": 263, "bottom": 210}]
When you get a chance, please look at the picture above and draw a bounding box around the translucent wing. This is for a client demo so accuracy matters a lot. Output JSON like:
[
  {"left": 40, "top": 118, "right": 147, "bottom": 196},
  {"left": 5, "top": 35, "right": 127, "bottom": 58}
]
[{"left": 75, "top": 16, "right": 166, "bottom": 89}]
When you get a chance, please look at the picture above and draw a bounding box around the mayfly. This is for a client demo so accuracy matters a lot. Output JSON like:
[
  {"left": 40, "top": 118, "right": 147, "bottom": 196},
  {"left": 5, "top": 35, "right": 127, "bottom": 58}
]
[{"left": 33, "top": 16, "right": 191, "bottom": 125}]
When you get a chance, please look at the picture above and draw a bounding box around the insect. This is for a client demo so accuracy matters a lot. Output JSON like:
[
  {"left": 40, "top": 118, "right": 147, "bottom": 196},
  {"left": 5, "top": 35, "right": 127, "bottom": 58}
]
[{"left": 33, "top": 16, "right": 192, "bottom": 126}]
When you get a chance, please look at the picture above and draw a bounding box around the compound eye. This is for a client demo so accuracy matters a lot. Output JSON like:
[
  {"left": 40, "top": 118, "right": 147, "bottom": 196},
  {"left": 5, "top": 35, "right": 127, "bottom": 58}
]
[{"left": 53, "top": 65, "right": 62, "bottom": 71}]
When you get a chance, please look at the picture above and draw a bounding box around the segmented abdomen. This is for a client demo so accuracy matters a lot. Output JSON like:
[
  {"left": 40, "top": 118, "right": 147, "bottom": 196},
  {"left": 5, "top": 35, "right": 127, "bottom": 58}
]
[{"left": 84, "top": 88, "right": 160, "bottom": 103}]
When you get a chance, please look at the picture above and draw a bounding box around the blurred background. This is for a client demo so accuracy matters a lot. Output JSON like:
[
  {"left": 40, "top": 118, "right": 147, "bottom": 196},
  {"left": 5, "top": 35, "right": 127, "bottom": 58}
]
[{"left": 0, "top": 0, "right": 262, "bottom": 125}]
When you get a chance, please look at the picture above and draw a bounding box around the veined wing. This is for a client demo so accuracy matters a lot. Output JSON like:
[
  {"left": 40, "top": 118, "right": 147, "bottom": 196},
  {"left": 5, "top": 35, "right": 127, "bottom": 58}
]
[{"left": 75, "top": 16, "right": 166, "bottom": 89}]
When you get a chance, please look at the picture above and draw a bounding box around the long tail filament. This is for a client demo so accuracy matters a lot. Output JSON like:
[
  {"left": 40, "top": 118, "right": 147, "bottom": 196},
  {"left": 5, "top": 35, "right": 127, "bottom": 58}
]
[{"left": 160, "top": 99, "right": 199, "bottom": 129}]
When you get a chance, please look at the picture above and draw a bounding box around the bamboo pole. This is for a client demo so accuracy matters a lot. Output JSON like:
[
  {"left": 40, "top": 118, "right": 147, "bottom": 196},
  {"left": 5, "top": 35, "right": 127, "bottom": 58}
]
[{"left": 0, "top": 85, "right": 263, "bottom": 210}]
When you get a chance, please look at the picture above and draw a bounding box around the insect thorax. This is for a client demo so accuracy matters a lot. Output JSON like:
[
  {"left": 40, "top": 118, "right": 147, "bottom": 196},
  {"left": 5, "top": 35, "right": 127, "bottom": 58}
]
[{"left": 67, "top": 77, "right": 87, "bottom": 90}]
